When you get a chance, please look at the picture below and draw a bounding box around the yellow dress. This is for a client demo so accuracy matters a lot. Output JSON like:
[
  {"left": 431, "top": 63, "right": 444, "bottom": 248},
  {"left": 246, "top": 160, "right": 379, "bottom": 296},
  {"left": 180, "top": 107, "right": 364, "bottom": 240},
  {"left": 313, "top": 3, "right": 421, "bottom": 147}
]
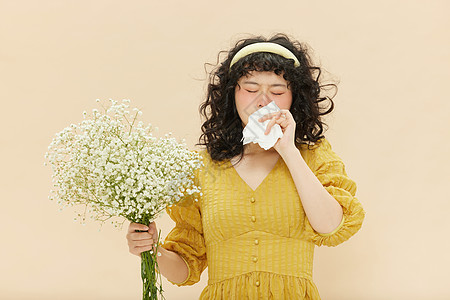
[{"left": 159, "top": 138, "right": 365, "bottom": 299}]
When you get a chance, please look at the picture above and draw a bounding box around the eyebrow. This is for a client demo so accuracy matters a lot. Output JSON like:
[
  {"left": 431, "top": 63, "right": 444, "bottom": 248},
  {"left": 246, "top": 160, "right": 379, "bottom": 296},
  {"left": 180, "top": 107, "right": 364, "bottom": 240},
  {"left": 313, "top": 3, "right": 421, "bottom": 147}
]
[{"left": 242, "top": 81, "right": 287, "bottom": 88}]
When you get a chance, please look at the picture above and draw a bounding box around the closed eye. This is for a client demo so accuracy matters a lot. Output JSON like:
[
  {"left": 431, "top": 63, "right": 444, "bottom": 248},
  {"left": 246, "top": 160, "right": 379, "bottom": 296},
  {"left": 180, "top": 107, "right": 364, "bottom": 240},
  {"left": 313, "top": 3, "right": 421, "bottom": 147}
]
[{"left": 246, "top": 90, "right": 284, "bottom": 95}]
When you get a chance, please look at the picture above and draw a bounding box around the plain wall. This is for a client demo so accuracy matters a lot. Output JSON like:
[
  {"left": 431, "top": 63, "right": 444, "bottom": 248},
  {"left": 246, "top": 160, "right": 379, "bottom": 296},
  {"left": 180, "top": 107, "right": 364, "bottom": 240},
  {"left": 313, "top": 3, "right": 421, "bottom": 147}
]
[{"left": 1, "top": 0, "right": 449, "bottom": 299}]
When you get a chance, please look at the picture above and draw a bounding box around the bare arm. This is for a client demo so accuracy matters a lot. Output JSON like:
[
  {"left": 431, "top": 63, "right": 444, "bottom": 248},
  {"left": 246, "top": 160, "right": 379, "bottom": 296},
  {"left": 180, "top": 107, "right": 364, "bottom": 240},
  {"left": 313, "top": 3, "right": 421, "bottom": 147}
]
[
  {"left": 155, "top": 246, "right": 189, "bottom": 284},
  {"left": 281, "top": 147, "right": 344, "bottom": 234}
]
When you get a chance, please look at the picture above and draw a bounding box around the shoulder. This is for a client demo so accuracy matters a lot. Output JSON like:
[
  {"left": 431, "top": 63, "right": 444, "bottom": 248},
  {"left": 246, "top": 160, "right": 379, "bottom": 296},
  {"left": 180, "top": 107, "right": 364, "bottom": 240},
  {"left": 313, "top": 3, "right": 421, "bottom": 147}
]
[
  {"left": 190, "top": 148, "right": 208, "bottom": 160},
  {"left": 189, "top": 148, "right": 217, "bottom": 182},
  {"left": 174, "top": 149, "right": 206, "bottom": 208},
  {"left": 192, "top": 148, "right": 230, "bottom": 170},
  {"left": 192, "top": 149, "right": 209, "bottom": 169}
]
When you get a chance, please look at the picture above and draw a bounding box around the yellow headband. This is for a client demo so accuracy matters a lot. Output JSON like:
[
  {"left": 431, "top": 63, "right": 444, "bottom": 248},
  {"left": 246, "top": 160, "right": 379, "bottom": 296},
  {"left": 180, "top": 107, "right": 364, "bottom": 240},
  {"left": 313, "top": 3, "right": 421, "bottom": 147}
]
[{"left": 229, "top": 42, "right": 300, "bottom": 71}]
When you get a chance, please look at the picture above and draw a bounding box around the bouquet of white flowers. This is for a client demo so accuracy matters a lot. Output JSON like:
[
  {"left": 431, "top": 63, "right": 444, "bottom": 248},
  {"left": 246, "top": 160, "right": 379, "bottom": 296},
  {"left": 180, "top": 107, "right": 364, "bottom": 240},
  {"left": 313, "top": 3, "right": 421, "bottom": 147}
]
[{"left": 44, "top": 98, "right": 203, "bottom": 300}]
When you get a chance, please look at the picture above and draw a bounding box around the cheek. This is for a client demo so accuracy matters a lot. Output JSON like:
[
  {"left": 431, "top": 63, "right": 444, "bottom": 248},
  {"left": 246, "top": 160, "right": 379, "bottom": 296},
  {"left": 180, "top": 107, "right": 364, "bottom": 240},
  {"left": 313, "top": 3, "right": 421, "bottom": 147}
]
[
  {"left": 235, "top": 90, "right": 253, "bottom": 106},
  {"left": 277, "top": 93, "right": 293, "bottom": 109}
]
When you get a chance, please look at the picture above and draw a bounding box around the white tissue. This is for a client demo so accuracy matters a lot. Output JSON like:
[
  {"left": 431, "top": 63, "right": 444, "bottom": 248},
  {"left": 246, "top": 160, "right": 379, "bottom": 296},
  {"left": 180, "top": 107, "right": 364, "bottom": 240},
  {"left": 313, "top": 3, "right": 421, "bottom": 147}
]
[{"left": 240, "top": 101, "right": 284, "bottom": 150}]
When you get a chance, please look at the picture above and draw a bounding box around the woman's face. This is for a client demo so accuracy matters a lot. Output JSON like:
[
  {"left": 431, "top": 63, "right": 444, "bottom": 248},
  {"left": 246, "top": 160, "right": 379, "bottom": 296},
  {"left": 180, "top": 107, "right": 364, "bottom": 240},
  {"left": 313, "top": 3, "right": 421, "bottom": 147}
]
[{"left": 234, "top": 71, "right": 292, "bottom": 127}]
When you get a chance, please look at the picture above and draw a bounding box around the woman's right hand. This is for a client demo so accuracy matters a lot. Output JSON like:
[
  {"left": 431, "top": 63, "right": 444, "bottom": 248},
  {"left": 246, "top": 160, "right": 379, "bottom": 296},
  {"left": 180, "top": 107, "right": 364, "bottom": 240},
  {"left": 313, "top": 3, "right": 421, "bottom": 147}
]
[{"left": 126, "top": 221, "right": 159, "bottom": 257}]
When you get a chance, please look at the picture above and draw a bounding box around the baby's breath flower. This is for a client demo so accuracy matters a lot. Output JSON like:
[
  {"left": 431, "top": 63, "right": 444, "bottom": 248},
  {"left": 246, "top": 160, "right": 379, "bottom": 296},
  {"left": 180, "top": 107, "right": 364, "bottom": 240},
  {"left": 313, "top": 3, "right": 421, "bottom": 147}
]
[{"left": 44, "top": 98, "right": 203, "bottom": 229}]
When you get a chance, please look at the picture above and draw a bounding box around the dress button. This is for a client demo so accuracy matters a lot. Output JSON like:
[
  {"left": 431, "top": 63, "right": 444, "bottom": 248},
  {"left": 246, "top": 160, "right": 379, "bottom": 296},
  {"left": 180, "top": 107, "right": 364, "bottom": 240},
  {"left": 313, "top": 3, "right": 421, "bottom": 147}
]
[
  {"left": 252, "top": 256, "right": 258, "bottom": 262},
  {"left": 251, "top": 216, "right": 256, "bottom": 222},
  {"left": 255, "top": 281, "right": 260, "bottom": 287},
  {"left": 254, "top": 239, "right": 259, "bottom": 245},
  {"left": 250, "top": 197, "right": 255, "bottom": 203}
]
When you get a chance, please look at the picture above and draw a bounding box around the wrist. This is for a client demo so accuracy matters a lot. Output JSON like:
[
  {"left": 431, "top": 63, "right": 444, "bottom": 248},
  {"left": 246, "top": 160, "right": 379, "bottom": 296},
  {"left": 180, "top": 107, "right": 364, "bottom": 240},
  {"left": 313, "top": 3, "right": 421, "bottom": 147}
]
[{"left": 279, "top": 144, "right": 300, "bottom": 160}]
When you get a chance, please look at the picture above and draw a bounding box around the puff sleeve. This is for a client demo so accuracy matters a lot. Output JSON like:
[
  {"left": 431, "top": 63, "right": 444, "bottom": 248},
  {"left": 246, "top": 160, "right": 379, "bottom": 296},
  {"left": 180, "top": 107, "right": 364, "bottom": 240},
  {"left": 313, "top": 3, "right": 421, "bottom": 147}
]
[
  {"left": 159, "top": 154, "right": 207, "bottom": 286},
  {"left": 302, "top": 140, "right": 366, "bottom": 247}
]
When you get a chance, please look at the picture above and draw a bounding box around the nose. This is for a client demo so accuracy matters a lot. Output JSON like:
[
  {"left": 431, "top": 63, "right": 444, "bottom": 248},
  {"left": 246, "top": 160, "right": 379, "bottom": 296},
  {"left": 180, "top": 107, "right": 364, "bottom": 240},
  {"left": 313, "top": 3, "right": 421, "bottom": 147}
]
[{"left": 257, "top": 92, "right": 272, "bottom": 107}]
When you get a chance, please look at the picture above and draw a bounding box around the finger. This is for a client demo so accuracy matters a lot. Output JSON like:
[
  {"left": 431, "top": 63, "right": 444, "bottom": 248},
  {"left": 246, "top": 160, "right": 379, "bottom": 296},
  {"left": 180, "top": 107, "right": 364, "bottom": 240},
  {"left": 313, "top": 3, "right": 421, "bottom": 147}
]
[
  {"left": 277, "top": 111, "right": 287, "bottom": 121},
  {"left": 128, "top": 222, "right": 149, "bottom": 233},
  {"left": 128, "top": 232, "right": 153, "bottom": 241},
  {"left": 259, "top": 111, "right": 284, "bottom": 122},
  {"left": 148, "top": 222, "right": 157, "bottom": 233},
  {"left": 148, "top": 222, "right": 158, "bottom": 234},
  {"left": 134, "top": 239, "right": 154, "bottom": 247},
  {"left": 137, "top": 240, "right": 159, "bottom": 252},
  {"left": 258, "top": 112, "right": 274, "bottom": 122},
  {"left": 258, "top": 112, "right": 271, "bottom": 122},
  {"left": 264, "top": 116, "right": 279, "bottom": 135},
  {"left": 134, "top": 245, "right": 154, "bottom": 255}
]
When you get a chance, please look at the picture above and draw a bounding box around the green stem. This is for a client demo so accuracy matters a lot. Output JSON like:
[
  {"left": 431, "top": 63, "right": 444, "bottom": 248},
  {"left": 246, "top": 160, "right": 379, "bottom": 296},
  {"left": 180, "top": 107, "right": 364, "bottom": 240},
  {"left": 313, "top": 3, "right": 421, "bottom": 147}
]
[{"left": 139, "top": 228, "right": 166, "bottom": 300}]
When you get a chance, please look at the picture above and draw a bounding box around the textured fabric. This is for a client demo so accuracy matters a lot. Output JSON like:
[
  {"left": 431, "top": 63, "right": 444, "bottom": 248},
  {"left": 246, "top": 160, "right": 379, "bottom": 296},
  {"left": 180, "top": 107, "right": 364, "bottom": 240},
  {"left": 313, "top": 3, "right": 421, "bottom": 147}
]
[{"left": 160, "top": 138, "right": 365, "bottom": 299}]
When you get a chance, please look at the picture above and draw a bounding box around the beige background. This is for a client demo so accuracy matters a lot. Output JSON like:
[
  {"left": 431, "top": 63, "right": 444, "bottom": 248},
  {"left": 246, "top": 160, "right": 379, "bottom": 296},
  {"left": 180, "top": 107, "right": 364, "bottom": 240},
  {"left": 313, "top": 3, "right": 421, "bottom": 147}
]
[{"left": 1, "top": 0, "right": 449, "bottom": 299}]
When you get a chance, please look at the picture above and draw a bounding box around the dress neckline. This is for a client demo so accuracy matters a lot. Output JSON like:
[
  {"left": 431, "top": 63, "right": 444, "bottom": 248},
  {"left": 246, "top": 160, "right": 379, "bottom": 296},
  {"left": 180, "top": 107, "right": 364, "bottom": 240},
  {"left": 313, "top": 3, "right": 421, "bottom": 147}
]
[{"left": 228, "top": 155, "right": 282, "bottom": 193}]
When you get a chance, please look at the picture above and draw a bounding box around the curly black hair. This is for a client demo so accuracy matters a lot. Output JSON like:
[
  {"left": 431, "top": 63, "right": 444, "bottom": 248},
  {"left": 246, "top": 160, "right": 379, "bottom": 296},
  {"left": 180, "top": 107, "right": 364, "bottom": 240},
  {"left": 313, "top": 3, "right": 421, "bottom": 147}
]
[{"left": 195, "top": 33, "right": 337, "bottom": 167}]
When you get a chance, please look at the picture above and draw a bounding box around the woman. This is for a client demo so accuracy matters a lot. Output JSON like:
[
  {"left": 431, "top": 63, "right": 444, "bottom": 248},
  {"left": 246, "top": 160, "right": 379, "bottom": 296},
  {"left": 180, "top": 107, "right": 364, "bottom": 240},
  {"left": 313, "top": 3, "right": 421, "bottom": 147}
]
[{"left": 126, "top": 33, "right": 366, "bottom": 299}]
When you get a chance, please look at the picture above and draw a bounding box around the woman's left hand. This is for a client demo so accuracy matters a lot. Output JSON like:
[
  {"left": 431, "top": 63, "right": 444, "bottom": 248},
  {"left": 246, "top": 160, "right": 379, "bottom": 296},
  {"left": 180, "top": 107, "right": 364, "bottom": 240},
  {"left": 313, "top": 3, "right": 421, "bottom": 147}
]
[{"left": 258, "top": 109, "right": 296, "bottom": 155}]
